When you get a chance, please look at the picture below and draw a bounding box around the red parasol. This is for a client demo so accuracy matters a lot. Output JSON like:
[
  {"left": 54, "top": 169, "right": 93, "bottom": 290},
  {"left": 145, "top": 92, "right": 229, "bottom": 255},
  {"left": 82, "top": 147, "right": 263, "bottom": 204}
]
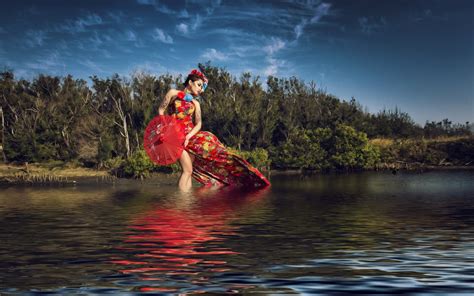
[{"left": 143, "top": 115, "right": 185, "bottom": 165}]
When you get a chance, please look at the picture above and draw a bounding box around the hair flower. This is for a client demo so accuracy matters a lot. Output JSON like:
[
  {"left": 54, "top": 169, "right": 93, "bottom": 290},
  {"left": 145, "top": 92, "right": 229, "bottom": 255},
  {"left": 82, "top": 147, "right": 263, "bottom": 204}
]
[{"left": 189, "top": 69, "right": 208, "bottom": 83}]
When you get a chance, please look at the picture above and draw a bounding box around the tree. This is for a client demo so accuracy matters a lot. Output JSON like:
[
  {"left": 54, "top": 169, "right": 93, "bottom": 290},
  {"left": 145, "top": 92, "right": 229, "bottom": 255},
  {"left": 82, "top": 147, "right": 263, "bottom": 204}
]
[{"left": 91, "top": 75, "right": 133, "bottom": 159}]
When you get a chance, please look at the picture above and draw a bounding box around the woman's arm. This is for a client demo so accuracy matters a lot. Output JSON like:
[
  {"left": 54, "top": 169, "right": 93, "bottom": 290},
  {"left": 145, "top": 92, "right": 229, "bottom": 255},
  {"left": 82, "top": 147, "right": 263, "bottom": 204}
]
[
  {"left": 184, "top": 99, "right": 202, "bottom": 146},
  {"left": 158, "top": 89, "right": 178, "bottom": 115}
]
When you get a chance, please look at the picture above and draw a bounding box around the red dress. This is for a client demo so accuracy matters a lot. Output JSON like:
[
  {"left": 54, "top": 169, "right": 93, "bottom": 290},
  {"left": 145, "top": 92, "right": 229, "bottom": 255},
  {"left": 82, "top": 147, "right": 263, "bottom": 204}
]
[{"left": 169, "top": 96, "right": 270, "bottom": 188}]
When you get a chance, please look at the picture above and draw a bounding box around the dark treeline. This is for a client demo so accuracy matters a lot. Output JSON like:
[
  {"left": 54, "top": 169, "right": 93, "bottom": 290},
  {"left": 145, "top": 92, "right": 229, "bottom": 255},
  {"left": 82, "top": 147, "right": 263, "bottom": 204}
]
[{"left": 0, "top": 63, "right": 472, "bottom": 173}]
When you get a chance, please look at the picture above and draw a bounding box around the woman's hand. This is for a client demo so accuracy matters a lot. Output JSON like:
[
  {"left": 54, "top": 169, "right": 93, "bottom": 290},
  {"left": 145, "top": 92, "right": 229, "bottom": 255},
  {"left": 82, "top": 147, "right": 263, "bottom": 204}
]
[{"left": 184, "top": 134, "right": 191, "bottom": 147}]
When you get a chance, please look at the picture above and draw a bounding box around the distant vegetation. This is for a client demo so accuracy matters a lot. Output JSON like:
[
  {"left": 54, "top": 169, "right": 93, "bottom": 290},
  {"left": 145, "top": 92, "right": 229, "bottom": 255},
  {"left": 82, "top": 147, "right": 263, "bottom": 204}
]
[{"left": 0, "top": 62, "right": 472, "bottom": 177}]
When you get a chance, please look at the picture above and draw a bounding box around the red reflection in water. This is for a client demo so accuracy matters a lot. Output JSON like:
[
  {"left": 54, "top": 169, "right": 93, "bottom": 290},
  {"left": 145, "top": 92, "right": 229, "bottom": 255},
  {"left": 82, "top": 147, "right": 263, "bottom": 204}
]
[{"left": 111, "top": 187, "right": 269, "bottom": 292}]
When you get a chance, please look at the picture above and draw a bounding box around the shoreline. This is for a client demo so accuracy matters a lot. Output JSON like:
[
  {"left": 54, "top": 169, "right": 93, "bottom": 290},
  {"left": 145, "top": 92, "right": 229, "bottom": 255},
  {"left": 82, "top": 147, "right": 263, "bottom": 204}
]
[{"left": 1, "top": 163, "right": 472, "bottom": 185}]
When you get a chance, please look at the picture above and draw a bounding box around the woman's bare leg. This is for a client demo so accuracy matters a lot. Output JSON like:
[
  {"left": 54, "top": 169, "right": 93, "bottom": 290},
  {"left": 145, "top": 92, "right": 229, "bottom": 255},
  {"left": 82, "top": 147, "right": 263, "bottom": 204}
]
[
  {"left": 186, "top": 153, "right": 195, "bottom": 189},
  {"left": 178, "top": 150, "right": 193, "bottom": 191}
]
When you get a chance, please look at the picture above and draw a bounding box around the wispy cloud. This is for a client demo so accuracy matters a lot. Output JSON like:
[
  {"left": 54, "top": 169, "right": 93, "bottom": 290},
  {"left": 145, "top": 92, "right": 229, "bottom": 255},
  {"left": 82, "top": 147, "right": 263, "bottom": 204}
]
[
  {"left": 79, "top": 59, "right": 105, "bottom": 73},
  {"left": 175, "top": 0, "right": 222, "bottom": 36},
  {"left": 262, "top": 37, "right": 289, "bottom": 77},
  {"left": 77, "top": 31, "right": 113, "bottom": 51},
  {"left": 129, "top": 61, "right": 168, "bottom": 76},
  {"left": 206, "top": 27, "right": 260, "bottom": 42},
  {"left": 175, "top": 14, "right": 203, "bottom": 37},
  {"left": 358, "top": 16, "right": 387, "bottom": 35},
  {"left": 201, "top": 1, "right": 327, "bottom": 41},
  {"left": 24, "top": 50, "right": 65, "bottom": 74},
  {"left": 184, "top": 0, "right": 222, "bottom": 16},
  {"left": 191, "top": 14, "right": 203, "bottom": 31},
  {"left": 413, "top": 9, "right": 433, "bottom": 22},
  {"left": 294, "top": 2, "right": 331, "bottom": 39},
  {"left": 263, "top": 37, "right": 286, "bottom": 55},
  {"left": 229, "top": 44, "right": 261, "bottom": 58},
  {"left": 264, "top": 57, "right": 288, "bottom": 76},
  {"left": 176, "top": 23, "right": 189, "bottom": 34},
  {"left": 409, "top": 9, "right": 448, "bottom": 22},
  {"left": 125, "top": 29, "right": 137, "bottom": 41},
  {"left": 126, "top": 30, "right": 146, "bottom": 48},
  {"left": 201, "top": 48, "right": 228, "bottom": 61},
  {"left": 25, "top": 30, "right": 46, "bottom": 47},
  {"left": 133, "top": 17, "right": 145, "bottom": 26},
  {"left": 204, "top": 26, "right": 291, "bottom": 77},
  {"left": 77, "top": 13, "right": 103, "bottom": 26},
  {"left": 205, "top": 0, "right": 222, "bottom": 16},
  {"left": 59, "top": 13, "right": 103, "bottom": 33},
  {"left": 100, "top": 49, "right": 113, "bottom": 59},
  {"left": 136, "top": 0, "right": 189, "bottom": 17},
  {"left": 108, "top": 11, "right": 126, "bottom": 23},
  {"left": 152, "top": 28, "right": 173, "bottom": 44},
  {"left": 136, "top": 0, "right": 171, "bottom": 13}
]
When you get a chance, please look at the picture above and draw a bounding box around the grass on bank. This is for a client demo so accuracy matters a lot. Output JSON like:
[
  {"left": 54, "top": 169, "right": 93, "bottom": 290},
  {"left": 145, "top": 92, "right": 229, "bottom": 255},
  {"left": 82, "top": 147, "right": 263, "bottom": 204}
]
[
  {"left": 369, "top": 136, "right": 471, "bottom": 148},
  {"left": 0, "top": 161, "right": 109, "bottom": 182},
  {"left": 370, "top": 135, "right": 474, "bottom": 169}
]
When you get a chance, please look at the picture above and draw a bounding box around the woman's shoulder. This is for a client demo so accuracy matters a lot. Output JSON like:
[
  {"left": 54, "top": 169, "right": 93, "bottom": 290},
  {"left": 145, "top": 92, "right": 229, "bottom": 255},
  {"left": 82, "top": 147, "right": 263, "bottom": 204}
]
[
  {"left": 166, "top": 88, "right": 181, "bottom": 96},
  {"left": 192, "top": 98, "right": 201, "bottom": 107}
]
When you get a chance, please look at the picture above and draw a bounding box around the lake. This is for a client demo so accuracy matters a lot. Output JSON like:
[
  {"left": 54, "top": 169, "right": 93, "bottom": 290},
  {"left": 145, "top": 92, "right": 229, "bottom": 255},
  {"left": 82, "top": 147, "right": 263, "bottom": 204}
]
[{"left": 1, "top": 171, "right": 473, "bottom": 294}]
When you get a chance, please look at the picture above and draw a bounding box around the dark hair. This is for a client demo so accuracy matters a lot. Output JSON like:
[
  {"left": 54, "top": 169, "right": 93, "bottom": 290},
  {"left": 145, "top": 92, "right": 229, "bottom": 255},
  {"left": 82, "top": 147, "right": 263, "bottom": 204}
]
[{"left": 183, "top": 74, "right": 203, "bottom": 87}]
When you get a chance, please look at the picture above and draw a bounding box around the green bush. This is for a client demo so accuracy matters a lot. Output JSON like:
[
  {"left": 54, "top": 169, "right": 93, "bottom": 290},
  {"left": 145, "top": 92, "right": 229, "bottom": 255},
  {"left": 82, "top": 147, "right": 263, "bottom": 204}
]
[
  {"left": 269, "top": 124, "right": 380, "bottom": 171},
  {"left": 360, "top": 142, "right": 381, "bottom": 169},
  {"left": 238, "top": 148, "right": 271, "bottom": 171},
  {"left": 269, "top": 128, "right": 329, "bottom": 170},
  {"left": 330, "top": 124, "right": 380, "bottom": 170},
  {"left": 119, "top": 149, "right": 183, "bottom": 178},
  {"left": 103, "top": 157, "right": 124, "bottom": 170},
  {"left": 123, "top": 148, "right": 156, "bottom": 179},
  {"left": 154, "top": 162, "right": 181, "bottom": 174}
]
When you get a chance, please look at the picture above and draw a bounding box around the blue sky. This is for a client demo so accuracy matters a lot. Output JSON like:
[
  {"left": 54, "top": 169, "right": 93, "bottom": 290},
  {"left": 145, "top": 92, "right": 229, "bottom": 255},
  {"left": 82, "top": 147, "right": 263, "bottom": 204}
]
[{"left": 0, "top": 0, "right": 472, "bottom": 124}]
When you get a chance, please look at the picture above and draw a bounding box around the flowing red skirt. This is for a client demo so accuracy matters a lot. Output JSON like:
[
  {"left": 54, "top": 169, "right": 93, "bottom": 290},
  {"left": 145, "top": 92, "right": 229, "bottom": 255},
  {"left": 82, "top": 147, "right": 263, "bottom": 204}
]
[{"left": 185, "top": 131, "right": 270, "bottom": 188}]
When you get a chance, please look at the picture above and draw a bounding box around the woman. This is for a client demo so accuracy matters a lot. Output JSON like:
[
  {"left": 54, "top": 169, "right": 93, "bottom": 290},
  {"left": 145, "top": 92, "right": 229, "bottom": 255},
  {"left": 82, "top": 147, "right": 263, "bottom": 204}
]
[{"left": 158, "top": 69, "right": 270, "bottom": 191}]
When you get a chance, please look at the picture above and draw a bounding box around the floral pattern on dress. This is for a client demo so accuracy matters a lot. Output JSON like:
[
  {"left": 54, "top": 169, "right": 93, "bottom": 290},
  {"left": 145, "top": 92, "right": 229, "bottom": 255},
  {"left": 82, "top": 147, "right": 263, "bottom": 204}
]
[
  {"left": 170, "top": 99, "right": 195, "bottom": 134},
  {"left": 169, "top": 97, "right": 270, "bottom": 188}
]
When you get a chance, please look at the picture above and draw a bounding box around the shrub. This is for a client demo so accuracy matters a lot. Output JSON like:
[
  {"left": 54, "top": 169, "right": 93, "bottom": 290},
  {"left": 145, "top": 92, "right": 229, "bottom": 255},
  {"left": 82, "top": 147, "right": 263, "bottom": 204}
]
[
  {"left": 238, "top": 148, "right": 271, "bottom": 171},
  {"left": 269, "top": 128, "right": 329, "bottom": 170},
  {"left": 103, "top": 157, "right": 124, "bottom": 170},
  {"left": 330, "top": 124, "right": 380, "bottom": 170},
  {"left": 122, "top": 148, "right": 156, "bottom": 179},
  {"left": 269, "top": 124, "right": 380, "bottom": 171},
  {"left": 154, "top": 162, "right": 181, "bottom": 174}
]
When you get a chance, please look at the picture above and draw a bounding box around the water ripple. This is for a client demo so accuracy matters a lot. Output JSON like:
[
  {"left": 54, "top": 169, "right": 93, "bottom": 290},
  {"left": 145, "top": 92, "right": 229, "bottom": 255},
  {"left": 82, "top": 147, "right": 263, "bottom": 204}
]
[{"left": 1, "top": 172, "right": 474, "bottom": 294}]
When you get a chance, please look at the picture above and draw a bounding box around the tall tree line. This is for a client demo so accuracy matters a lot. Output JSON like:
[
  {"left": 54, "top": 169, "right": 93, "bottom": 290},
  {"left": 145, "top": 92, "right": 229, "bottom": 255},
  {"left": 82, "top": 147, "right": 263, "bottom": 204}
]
[{"left": 0, "top": 63, "right": 471, "bottom": 166}]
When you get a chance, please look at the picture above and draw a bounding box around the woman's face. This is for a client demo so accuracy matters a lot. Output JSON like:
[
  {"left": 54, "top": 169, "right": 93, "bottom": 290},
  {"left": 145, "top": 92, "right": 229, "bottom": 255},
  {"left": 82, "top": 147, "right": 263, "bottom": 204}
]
[{"left": 188, "top": 79, "right": 204, "bottom": 96}]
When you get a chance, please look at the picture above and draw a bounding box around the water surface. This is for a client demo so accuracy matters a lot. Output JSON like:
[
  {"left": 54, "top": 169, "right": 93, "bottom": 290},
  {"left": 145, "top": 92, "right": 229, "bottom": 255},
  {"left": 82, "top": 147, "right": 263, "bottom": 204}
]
[{"left": 1, "top": 171, "right": 473, "bottom": 294}]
